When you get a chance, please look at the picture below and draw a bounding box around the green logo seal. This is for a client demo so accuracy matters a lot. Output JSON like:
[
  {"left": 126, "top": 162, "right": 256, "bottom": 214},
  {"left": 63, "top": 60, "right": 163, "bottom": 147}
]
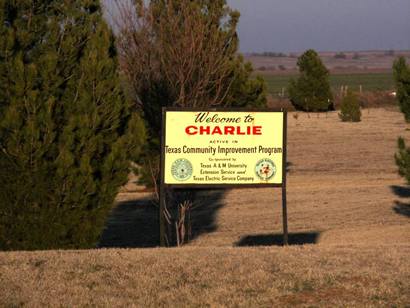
[
  {"left": 255, "top": 159, "right": 276, "bottom": 181},
  {"left": 171, "top": 158, "right": 193, "bottom": 182}
]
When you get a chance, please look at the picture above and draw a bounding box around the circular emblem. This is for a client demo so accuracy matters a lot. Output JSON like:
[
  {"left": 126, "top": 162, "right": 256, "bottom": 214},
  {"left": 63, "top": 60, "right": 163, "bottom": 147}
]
[
  {"left": 255, "top": 159, "right": 276, "bottom": 181},
  {"left": 171, "top": 159, "right": 193, "bottom": 182}
]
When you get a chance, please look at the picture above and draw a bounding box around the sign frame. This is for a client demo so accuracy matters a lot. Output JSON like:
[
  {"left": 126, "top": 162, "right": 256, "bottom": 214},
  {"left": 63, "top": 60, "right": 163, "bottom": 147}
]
[{"left": 159, "top": 107, "right": 288, "bottom": 246}]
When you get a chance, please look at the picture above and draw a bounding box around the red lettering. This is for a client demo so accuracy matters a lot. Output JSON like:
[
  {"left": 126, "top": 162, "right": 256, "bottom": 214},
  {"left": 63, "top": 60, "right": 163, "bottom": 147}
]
[
  {"left": 212, "top": 126, "right": 223, "bottom": 135},
  {"left": 186, "top": 126, "right": 198, "bottom": 135},
  {"left": 237, "top": 126, "right": 245, "bottom": 135},
  {"left": 185, "top": 125, "right": 263, "bottom": 135},
  {"left": 199, "top": 126, "right": 211, "bottom": 135},
  {"left": 253, "top": 126, "right": 262, "bottom": 135},
  {"left": 224, "top": 126, "right": 235, "bottom": 135}
]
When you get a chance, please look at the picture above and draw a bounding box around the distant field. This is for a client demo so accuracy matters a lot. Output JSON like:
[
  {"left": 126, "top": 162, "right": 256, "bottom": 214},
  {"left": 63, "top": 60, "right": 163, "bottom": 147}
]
[
  {"left": 263, "top": 72, "right": 394, "bottom": 96},
  {"left": 246, "top": 50, "right": 410, "bottom": 75}
]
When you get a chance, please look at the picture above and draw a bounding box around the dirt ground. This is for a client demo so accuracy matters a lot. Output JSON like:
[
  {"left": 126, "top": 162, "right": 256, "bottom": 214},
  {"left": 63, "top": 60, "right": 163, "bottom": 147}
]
[{"left": 185, "top": 108, "right": 410, "bottom": 247}]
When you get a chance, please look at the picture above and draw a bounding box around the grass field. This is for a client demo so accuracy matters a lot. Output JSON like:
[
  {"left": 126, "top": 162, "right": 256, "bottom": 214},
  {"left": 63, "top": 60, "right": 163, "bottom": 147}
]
[
  {"left": 1, "top": 108, "right": 410, "bottom": 306},
  {"left": 1, "top": 246, "right": 409, "bottom": 306},
  {"left": 263, "top": 72, "right": 394, "bottom": 96}
]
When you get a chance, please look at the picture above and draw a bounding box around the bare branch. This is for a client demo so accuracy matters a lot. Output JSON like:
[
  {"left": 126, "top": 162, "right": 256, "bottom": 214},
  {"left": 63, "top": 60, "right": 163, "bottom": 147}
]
[{"left": 115, "top": 0, "right": 237, "bottom": 109}]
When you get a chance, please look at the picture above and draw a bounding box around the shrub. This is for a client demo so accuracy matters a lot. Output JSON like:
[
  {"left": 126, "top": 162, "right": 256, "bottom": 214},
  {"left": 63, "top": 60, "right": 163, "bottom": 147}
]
[
  {"left": 339, "top": 91, "right": 361, "bottom": 122},
  {"left": 334, "top": 52, "right": 347, "bottom": 59},
  {"left": 385, "top": 50, "right": 395, "bottom": 57},
  {"left": 352, "top": 52, "right": 361, "bottom": 60},
  {"left": 356, "top": 91, "right": 397, "bottom": 109},
  {"left": 0, "top": 0, "right": 145, "bottom": 250},
  {"left": 261, "top": 52, "right": 287, "bottom": 58},
  {"left": 395, "top": 138, "right": 410, "bottom": 184}
]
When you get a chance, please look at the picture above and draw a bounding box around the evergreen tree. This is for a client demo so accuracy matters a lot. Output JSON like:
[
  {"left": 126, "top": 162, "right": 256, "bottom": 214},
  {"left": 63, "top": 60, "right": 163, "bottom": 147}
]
[
  {"left": 395, "top": 137, "right": 410, "bottom": 184},
  {"left": 288, "top": 49, "right": 333, "bottom": 112},
  {"left": 224, "top": 55, "right": 267, "bottom": 108},
  {"left": 339, "top": 90, "right": 361, "bottom": 122},
  {"left": 393, "top": 57, "right": 410, "bottom": 184},
  {"left": 393, "top": 57, "right": 410, "bottom": 122},
  {"left": 0, "top": 0, "right": 145, "bottom": 250}
]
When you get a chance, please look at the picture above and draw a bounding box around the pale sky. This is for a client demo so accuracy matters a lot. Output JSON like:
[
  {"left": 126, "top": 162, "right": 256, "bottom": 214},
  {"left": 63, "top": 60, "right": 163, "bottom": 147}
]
[
  {"left": 227, "top": 0, "right": 410, "bottom": 53},
  {"left": 104, "top": 0, "right": 410, "bottom": 53}
]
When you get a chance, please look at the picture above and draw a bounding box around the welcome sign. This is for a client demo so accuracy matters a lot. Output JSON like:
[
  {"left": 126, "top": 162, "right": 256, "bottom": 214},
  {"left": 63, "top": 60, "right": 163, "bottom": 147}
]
[{"left": 162, "top": 109, "right": 286, "bottom": 187}]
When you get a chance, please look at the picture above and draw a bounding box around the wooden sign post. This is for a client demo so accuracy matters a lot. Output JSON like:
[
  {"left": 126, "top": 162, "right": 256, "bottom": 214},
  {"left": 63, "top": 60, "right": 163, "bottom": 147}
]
[{"left": 160, "top": 108, "right": 288, "bottom": 246}]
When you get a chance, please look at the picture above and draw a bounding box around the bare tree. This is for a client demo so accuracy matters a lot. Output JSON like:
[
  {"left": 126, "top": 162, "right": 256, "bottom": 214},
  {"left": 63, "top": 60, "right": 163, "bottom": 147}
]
[
  {"left": 111, "top": 0, "right": 265, "bottom": 247},
  {"left": 115, "top": 0, "right": 239, "bottom": 108}
]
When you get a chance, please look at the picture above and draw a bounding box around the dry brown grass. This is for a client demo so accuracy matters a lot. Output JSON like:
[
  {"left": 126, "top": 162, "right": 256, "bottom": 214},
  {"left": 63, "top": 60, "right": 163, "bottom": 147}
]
[
  {"left": 0, "top": 246, "right": 409, "bottom": 306},
  {"left": 187, "top": 108, "right": 410, "bottom": 248},
  {"left": 1, "top": 108, "right": 410, "bottom": 307}
]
